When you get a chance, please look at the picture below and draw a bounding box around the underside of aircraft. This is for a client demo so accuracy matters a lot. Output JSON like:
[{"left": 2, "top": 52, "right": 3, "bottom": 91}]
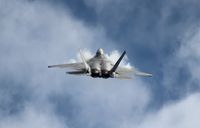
[{"left": 48, "top": 48, "right": 152, "bottom": 79}]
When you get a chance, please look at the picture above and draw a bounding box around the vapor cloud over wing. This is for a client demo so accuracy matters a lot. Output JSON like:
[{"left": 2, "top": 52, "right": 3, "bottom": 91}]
[{"left": 70, "top": 49, "right": 133, "bottom": 69}]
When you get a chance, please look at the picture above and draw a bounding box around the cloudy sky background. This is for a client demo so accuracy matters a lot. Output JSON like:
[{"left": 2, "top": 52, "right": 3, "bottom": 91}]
[{"left": 0, "top": 0, "right": 200, "bottom": 128}]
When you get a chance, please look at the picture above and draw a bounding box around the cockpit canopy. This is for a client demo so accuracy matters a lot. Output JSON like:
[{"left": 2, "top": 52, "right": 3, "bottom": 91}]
[{"left": 95, "top": 48, "right": 104, "bottom": 57}]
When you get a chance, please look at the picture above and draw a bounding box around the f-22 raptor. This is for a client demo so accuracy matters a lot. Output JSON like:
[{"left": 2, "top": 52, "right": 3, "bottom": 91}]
[{"left": 48, "top": 48, "right": 152, "bottom": 79}]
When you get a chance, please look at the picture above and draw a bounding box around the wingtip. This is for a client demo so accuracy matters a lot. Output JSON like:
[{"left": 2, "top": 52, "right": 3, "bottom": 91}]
[
  {"left": 147, "top": 73, "right": 153, "bottom": 77},
  {"left": 135, "top": 71, "right": 153, "bottom": 77}
]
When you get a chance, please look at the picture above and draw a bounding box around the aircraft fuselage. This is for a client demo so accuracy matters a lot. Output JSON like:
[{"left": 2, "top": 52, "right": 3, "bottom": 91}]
[{"left": 87, "top": 57, "right": 114, "bottom": 78}]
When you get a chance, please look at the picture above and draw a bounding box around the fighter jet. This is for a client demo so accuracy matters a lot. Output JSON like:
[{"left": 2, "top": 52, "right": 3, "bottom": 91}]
[{"left": 48, "top": 48, "right": 152, "bottom": 79}]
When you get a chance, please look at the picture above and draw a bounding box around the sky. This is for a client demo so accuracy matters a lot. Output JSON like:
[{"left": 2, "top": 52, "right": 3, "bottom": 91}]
[{"left": 0, "top": 0, "right": 200, "bottom": 128}]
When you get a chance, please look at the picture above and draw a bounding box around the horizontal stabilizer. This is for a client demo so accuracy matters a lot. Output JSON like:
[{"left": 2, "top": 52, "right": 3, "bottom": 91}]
[{"left": 66, "top": 71, "right": 86, "bottom": 75}]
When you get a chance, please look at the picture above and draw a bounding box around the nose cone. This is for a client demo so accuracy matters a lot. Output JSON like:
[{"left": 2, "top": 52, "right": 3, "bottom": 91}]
[{"left": 96, "top": 48, "right": 104, "bottom": 56}]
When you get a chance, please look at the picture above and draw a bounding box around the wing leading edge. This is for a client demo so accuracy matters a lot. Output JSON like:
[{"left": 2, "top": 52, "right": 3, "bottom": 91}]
[
  {"left": 116, "top": 66, "right": 152, "bottom": 78},
  {"left": 48, "top": 63, "right": 84, "bottom": 70}
]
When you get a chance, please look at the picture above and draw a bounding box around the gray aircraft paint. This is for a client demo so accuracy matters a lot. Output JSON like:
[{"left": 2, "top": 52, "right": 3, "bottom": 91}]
[{"left": 48, "top": 48, "right": 152, "bottom": 79}]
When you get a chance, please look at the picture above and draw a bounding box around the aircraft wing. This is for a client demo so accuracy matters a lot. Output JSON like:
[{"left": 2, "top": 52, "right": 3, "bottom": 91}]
[
  {"left": 115, "top": 75, "right": 132, "bottom": 79},
  {"left": 48, "top": 62, "right": 85, "bottom": 70},
  {"left": 116, "top": 67, "right": 134, "bottom": 74},
  {"left": 116, "top": 67, "right": 152, "bottom": 77},
  {"left": 134, "top": 71, "right": 153, "bottom": 77}
]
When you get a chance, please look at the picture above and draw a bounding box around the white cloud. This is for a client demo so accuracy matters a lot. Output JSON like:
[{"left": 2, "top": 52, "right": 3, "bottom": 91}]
[
  {"left": 162, "top": 25, "right": 200, "bottom": 93},
  {"left": 137, "top": 93, "right": 200, "bottom": 128},
  {"left": 178, "top": 27, "right": 200, "bottom": 84},
  {"left": 0, "top": 0, "right": 151, "bottom": 128},
  {"left": 2, "top": 0, "right": 200, "bottom": 128},
  {"left": 65, "top": 78, "right": 150, "bottom": 128},
  {"left": 69, "top": 1, "right": 200, "bottom": 128},
  {"left": 0, "top": 0, "right": 113, "bottom": 94},
  {"left": 0, "top": 104, "right": 67, "bottom": 128},
  {"left": 154, "top": 24, "right": 200, "bottom": 128}
]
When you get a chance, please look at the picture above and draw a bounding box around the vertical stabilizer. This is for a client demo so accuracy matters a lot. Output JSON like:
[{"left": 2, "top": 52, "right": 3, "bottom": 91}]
[{"left": 110, "top": 51, "right": 126, "bottom": 73}]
